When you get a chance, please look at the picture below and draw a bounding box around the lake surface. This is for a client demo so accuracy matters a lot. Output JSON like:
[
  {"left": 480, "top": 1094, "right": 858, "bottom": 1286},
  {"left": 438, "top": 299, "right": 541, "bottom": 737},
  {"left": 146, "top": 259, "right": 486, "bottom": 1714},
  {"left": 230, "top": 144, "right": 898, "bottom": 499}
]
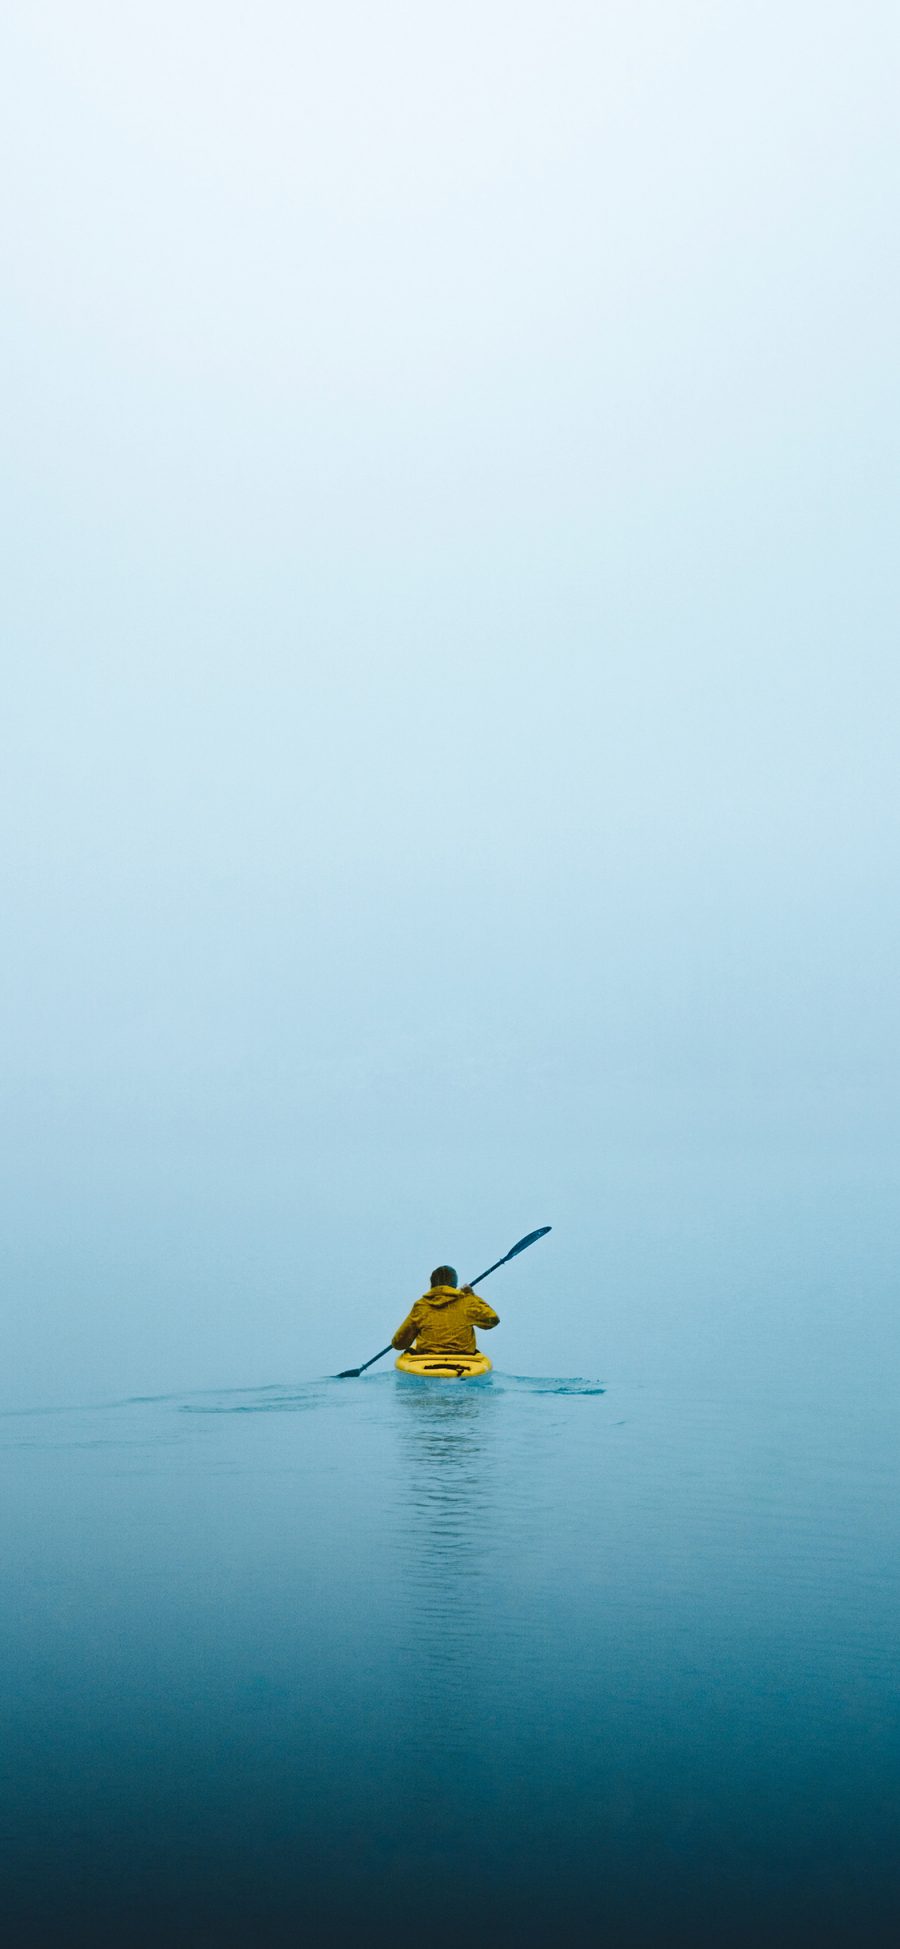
[{"left": 2, "top": 1368, "right": 898, "bottom": 1946}]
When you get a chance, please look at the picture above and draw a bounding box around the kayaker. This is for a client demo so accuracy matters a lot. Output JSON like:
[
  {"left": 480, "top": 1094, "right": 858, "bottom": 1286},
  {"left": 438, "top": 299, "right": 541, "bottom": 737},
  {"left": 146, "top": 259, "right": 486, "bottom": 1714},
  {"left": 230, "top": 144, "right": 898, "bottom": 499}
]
[{"left": 391, "top": 1266, "right": 499, "bottom": 1358}]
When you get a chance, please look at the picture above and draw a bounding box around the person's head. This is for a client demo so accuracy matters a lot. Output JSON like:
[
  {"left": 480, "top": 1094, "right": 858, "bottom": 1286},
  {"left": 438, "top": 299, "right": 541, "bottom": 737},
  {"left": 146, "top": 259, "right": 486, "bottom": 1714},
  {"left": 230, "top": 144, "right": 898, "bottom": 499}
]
[{"left": 430, "top": 1265, "right": 457, "bottom": 1289}]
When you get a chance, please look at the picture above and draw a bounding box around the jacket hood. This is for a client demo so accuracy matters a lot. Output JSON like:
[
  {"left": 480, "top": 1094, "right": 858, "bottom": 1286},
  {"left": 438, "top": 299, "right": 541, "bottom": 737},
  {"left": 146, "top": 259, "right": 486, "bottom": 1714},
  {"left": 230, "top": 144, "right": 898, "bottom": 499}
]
[{"left": 423, "top": 1284, "right": 461, "bottom": 1307}]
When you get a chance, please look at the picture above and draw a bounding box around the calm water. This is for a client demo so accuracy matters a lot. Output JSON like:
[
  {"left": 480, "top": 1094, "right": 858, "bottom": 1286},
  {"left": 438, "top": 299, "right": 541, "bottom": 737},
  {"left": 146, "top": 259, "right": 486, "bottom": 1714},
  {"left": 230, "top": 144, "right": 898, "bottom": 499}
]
[{"left": 2, "top": 1369, "right": 898, "bottom": 1947}]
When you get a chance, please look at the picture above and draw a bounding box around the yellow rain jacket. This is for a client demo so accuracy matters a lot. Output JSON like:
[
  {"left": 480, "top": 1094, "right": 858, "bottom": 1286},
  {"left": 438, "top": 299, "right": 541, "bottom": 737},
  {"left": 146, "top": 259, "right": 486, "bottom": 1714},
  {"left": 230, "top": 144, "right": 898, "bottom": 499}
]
[{"left": 391, "top": 1285, "right": 499, "bottom": 1356}]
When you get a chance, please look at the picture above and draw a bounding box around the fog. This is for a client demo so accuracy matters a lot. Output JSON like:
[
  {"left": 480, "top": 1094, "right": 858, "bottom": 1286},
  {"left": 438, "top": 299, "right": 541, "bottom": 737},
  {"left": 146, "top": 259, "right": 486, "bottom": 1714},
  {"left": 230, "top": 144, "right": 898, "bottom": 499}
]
[{"left": 2, "top": 1, "right": 898, "bottom": 1408}]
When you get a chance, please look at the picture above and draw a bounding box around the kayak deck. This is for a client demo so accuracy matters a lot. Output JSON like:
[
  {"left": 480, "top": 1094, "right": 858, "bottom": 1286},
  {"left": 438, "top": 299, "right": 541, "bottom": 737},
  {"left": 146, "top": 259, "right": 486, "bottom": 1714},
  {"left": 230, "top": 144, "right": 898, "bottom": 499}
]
[{"left": 395, "top": 1350, "right": 492, "bottom": 1380}]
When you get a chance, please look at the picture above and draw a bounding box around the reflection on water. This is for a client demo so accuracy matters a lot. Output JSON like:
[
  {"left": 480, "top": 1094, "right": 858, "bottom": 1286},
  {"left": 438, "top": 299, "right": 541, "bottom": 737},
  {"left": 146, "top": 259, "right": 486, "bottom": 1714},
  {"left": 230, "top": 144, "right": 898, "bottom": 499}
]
[
  {"left": 393, "top": 1382, "right": 498, "bottom": 1779},
  {"left": 1, "top": 1373, "right": 898, "bottom": 1947}
]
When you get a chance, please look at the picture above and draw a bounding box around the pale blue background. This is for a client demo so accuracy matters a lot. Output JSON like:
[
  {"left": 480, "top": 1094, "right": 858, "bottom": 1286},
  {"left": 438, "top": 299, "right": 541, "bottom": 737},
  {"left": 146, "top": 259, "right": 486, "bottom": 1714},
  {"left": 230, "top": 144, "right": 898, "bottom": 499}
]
[{"left": 2, "top": 2, "right": 898, "bottom": 1408}]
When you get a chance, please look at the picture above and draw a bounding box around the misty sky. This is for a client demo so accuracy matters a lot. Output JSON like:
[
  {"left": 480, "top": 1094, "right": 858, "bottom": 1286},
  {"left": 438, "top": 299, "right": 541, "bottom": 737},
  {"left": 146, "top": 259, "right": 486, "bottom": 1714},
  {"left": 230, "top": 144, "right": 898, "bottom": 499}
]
[{"left": 2, "top": 2, "right": 898, "bottom": 1408}]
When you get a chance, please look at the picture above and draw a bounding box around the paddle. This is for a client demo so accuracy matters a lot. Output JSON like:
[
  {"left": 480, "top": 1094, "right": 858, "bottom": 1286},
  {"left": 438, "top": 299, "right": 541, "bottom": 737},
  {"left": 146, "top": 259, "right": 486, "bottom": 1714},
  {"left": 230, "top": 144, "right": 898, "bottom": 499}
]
[{"left": 336, "top": 1226, "right": 551, "bottom": 1378}]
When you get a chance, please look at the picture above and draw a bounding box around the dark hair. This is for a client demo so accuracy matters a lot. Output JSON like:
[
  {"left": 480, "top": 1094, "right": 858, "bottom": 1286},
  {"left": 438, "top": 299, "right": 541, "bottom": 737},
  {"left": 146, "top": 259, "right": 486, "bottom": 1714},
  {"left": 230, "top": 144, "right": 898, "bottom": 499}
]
[{"left": 430, "top": 1265, "right": 458, "bottom": 1288}]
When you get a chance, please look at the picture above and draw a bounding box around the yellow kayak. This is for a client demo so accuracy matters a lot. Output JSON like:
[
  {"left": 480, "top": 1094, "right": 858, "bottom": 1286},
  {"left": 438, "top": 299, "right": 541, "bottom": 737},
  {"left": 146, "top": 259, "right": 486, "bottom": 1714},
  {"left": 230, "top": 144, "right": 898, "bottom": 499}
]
[{"left": 395, "top": 1350, "right": 492, "bottom": 1380}]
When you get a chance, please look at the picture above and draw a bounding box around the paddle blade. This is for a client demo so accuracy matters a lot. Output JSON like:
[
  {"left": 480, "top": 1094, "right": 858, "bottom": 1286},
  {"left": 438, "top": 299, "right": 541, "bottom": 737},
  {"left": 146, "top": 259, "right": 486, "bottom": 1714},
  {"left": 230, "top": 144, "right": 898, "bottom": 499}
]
[
  {"left": 336, "top": 1343, "right": 394, "bottom": 1379},
  {"left": 505, "top": 1225, "right": 551, "bottom": 1260}
]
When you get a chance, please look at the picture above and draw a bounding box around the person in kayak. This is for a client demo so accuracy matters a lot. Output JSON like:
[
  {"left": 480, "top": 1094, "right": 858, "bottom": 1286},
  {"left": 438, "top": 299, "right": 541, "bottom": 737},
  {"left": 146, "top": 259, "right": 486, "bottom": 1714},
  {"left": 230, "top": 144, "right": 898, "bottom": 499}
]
[{"left": 391, "top": 1266, "right": 499, "bottom": 1358}]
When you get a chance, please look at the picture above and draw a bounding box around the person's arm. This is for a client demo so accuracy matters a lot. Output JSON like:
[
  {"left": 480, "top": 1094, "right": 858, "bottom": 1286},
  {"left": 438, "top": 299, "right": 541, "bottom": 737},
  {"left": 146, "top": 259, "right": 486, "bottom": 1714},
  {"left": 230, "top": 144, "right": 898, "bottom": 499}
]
[
  {"left": 460, "top": 1288, "right": 500, "bottom": 1331},
  {"left": 391, "top": 1303, "right": 422, "bottom": 1351}
]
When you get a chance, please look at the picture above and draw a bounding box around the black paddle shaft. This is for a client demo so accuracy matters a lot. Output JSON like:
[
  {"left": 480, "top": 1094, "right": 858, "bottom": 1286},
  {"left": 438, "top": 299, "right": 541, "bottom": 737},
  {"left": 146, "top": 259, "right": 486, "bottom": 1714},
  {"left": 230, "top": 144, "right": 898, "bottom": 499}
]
[
  {"left": 338, "top": 1343, "right": 394, "bottom": 1379},
  {"left": 336, "top": 1226, "right": 551, "bottom": 1378},
  {"left": 467, "top": 1226, "right": 551, "bottom": 1288}
]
